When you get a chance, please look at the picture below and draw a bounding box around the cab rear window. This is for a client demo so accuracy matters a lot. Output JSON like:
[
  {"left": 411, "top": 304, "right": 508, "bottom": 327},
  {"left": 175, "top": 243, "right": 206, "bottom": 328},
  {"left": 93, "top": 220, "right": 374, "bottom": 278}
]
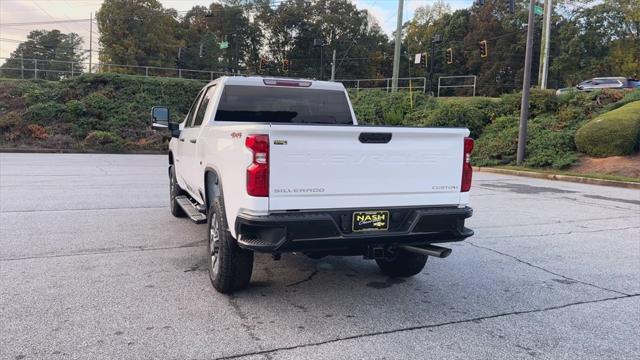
[{"left": 214, "top": 85, "right": 353, "bottom": 125}]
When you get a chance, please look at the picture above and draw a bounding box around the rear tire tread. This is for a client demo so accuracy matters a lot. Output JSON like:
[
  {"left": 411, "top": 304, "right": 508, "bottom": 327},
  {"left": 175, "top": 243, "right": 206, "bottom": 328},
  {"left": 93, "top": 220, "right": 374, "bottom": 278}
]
[{"left": 208, "top": 195, "right": 254, "bottom": 294}]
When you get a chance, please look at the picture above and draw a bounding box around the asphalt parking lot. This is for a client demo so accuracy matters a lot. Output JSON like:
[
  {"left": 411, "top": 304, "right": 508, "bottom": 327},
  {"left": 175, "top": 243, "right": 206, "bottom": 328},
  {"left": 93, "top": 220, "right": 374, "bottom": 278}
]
[{"left": 1, "top": 153, "right": 639, "bottom": 360}]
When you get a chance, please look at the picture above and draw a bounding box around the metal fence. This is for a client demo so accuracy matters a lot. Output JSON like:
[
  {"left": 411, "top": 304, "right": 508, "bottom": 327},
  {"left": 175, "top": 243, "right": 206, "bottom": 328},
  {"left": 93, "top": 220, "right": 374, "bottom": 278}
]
[
  {"left": 0, "top": 57, "right": 478, "bottom": 97},
  {"left": 0, "top": 57, "right": 236, "bottom": 81},
  {"left": 336, "top": 77, "right": 427, "bottom": 93},
  {"left": 437, "top": 75, "right": 477, "bottom": 97}
]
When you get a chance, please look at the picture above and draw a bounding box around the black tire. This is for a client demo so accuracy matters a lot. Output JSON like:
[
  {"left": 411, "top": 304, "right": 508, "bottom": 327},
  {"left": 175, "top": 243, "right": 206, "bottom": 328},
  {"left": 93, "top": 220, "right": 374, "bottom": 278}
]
[
  {"left": 169, "top": 165, "right": 186, "bottom": 218},
  {"left": 375, "top": 250, "right": 428, "bottom": 277},
  {"left": 207, "top": 196, "right": 254, "bottom": 293}
]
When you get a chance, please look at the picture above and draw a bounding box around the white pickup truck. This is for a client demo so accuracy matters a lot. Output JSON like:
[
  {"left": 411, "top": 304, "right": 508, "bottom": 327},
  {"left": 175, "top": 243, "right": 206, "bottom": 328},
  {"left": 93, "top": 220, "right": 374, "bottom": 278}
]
[{"left": 152, "top": 76, "right": 474, "bottom": 293}]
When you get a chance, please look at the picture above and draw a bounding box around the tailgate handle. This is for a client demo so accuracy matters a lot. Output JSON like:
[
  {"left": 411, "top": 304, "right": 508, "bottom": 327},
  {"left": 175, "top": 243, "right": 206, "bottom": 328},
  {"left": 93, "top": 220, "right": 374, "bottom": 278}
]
[{"left": 359, "top": 132, "right": 392, "bottom": 144}]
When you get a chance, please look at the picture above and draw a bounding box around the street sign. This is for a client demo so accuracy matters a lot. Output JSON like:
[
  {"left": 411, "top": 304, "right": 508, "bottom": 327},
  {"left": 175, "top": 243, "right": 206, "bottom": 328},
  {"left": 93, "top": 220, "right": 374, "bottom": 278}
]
[
  {"left": 219, "top": 41, "right": 229, "bottom": 49},
  {"left": 534, "top": 5, "right": 543, "bottom": 15},
  {"left": 414, "top": 53, "right": 422, "bottom": 64}
]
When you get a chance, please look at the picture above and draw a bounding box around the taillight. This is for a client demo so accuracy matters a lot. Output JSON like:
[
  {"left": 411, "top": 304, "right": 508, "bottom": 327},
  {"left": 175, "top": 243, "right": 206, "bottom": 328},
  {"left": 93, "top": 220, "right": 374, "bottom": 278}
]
[
  {"left": 461, "top": 137, "right": 474, "bottom": 192},
  {"left": 245, "top": 134, "right": 269, "bottom": 197}
]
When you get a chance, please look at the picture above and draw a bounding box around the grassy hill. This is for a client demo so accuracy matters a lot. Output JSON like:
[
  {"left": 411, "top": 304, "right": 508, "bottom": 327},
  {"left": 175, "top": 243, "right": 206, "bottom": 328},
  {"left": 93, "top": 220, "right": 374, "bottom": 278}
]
[{"left": 0, "top": 74, "right": 202, "bottom": 152}]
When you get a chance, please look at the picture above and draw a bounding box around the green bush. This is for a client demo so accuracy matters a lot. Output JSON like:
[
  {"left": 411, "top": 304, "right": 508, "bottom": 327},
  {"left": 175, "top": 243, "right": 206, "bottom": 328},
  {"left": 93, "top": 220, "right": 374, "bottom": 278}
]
[
  {"left": 528, "top": 89, "right": 560, "bottom": 117},
  {"left": 25, "top": 101, "right": 66, "bottom": 124},
  {"left": 420, "top": 101, "right": 493, "bottom": 138},
  {"left": 82, "top": 93, "right": 111, "bottom": 119},
  {"left": 350, "top": 90, "right": 430, "bottom": 125},
  {"left": 575, "top": 101, "right": 640, "bottom": 157},
  {"left": 19, "top": 81, "right": 62, "bottom": 106},
  {"left": 472, "top": 116, "right": 520, "bottom": 166},
  {"left": 83, "top": 131, "right": 128, "bottom": 152},
  {"left": 604, "top": 89, "right": 640, "bottom": 112},
  {"left": 473, "top": 113, "right": 583, "bottom": 169},
  {"left": 65, "top": 100, "right": 86, "bottom": 117},
  {"left": 71, "top": 116, "right": 105, "bottom": 139},
  {"left": 495, "top": 89, "right": 558, "bottom": 118},
  {"left": 525, "top": 115, "right": 579, "bottom": 168}
]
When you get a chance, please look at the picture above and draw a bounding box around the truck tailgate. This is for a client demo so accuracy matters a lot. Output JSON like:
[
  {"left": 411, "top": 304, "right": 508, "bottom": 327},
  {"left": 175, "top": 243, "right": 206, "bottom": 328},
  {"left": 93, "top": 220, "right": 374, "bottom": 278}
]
[{"left": 268, "top": 126, "right": 469, "bottom": 211}]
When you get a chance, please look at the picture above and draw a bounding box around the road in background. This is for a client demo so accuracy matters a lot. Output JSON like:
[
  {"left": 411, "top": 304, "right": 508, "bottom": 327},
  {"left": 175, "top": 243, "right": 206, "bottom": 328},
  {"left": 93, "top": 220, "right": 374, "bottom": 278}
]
[{"left": 1, "top": 153, "right": 639, "bottom": 359}]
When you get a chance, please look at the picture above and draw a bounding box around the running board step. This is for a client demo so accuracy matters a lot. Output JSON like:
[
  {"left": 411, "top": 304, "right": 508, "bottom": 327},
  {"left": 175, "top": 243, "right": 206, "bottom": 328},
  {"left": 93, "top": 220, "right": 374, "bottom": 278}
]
[{"left": 175, "top": 196, "right": 207, "bottom": 224}]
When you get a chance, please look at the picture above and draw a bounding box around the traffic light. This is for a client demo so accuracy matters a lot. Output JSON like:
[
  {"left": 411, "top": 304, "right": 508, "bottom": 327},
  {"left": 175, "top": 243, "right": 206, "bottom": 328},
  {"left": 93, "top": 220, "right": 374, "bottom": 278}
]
[
  {"left": 479, "top": 40, "right": 488, "bottom": 58},
  {"left": 259, "top": 58, "right": 267, "bottom": 72},
  {"left": 282, "top": 59, "right": 290, "bottom": 73},
  {"left": 446, "top": 48, "right": 453, "bottom": 64}
]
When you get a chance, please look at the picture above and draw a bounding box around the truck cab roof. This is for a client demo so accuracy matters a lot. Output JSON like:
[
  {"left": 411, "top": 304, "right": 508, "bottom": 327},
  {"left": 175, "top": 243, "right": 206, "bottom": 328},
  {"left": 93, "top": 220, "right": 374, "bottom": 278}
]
[{"left": 210, "top": 76, "right": 346, "bottom": 91}]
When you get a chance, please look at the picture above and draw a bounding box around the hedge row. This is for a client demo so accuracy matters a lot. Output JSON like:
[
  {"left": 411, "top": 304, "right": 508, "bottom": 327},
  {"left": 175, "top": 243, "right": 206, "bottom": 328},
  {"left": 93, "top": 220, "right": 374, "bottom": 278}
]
[
  {"left": 1, "top": 74, "right": 638, "bottom": 166},
  {"left": 350, "top": 88, "right": 639, "bottom": 169},
  {"left": 0, "top": 74, "right": 203, "bottom": 151}
]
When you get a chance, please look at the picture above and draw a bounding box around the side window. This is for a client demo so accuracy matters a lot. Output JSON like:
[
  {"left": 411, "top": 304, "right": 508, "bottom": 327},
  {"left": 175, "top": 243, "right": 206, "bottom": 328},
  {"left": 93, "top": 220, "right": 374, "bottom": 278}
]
[
  {"left": 192, "top": 85, "right": 216, "bottom": 127},
  {"left": 185, "top": 90, "right": 205, "bottom": 127}
]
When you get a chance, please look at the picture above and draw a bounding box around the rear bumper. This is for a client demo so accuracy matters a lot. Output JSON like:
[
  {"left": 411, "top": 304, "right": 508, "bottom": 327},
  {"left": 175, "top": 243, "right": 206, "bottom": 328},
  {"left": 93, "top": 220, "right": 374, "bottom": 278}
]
[{"left": 235, "top": 206, "right": 473, "bottom": 253}]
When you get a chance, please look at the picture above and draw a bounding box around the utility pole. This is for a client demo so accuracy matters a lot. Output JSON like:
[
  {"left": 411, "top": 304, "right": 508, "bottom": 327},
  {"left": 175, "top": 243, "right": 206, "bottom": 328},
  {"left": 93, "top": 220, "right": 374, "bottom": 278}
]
[
  {"left": 391, "top": 0, "right": 404, "bottom": 92},
  {"left": 428, "top": 34, "right": 442, "bottom": 96},
  {"left": 89, "top": 12, "right": 93, "bottom": 74},
  {"left": 330, "top": 49, "right": 336, "bottom": 81},
  {"left": 517, "top": 0, "right": 536, "bottom": 165},
  {"left": 320, "top": 45, "right": 324, "bottom": 80},
  {"left": 538, "top": 0, "right": 552, "bottom": 89},
  {"left": 314, "top": 38, "right": 324, "bottom": 80}
]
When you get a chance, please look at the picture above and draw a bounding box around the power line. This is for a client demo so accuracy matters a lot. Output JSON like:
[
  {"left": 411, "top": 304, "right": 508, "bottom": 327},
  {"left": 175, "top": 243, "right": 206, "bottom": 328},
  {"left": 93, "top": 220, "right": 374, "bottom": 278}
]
[
  {"left": 0, "top": 38, "right": 99, "bottom": 53},
  {"left": 30, "top": 0, "right": 75, "bottom": 33},
  {"left": 0, "top": 19, "right": 91, "bottom": 26}
]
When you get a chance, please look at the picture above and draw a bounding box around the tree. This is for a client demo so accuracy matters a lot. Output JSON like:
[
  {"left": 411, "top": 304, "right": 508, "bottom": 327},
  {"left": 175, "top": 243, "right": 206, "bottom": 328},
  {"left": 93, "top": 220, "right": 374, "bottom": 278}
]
[
  {"left": 175, "top": 5, "right": 225, "bottom": 73},
  {"left": 550, "top": 0, "right": 640, "bottom": 86},
  {"left": 96, "top": 0, "right": 181, "bottom": 69},
  {"left": 0, "top": 30, "right": 84, "bottom": 80},
  {"left": 462, "top": 1, "right": 537, "bottom": 96},
  {"left": 255, "top": 0, "right": 389, "bottom": 79}
]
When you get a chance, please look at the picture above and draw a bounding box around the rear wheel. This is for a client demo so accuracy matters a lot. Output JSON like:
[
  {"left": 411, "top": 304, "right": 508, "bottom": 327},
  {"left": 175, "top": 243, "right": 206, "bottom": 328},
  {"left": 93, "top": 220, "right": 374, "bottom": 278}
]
[
  {"left": 169, "top": 165, "right": 186, "bottom": 218},
  {"left": 376, "top": 250, "right": 428, "bottom": 277},
  {"left": 207, "top": 196, "right": 254, "bottom": 293}
]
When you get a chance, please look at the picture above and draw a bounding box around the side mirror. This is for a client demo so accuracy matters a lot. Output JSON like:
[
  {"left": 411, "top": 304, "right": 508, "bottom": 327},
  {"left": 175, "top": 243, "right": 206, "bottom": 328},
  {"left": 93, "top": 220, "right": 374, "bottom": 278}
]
[
  {"left": 151, "top": 106, "right": 180, "bottom": 138},
  {"left": 151, "top": 106, "right": 170, "bottom": 129}
]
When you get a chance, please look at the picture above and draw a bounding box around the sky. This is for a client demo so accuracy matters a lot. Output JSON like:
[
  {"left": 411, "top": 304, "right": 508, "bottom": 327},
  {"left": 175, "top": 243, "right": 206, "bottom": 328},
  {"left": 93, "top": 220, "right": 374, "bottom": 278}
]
[{"left": 0, "top": 0, "right": 472, "bottom": 61}]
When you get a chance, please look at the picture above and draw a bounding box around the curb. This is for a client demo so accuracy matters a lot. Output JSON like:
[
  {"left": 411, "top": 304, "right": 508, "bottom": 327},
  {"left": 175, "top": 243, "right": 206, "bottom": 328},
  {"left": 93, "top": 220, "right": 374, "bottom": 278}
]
[
  {"left": 475, "top": 167, "right": 640, "bottom": 190},
  {"left": 0, "top": 148, "right": 166, "bottom": 155}
]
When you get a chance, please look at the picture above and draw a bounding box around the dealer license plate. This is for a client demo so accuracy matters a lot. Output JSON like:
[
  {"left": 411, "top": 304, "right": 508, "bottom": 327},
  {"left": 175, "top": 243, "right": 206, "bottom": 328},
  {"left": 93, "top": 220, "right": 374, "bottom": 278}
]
[{"left": 352, "top": 210, "right": 389, "bottom": 232}]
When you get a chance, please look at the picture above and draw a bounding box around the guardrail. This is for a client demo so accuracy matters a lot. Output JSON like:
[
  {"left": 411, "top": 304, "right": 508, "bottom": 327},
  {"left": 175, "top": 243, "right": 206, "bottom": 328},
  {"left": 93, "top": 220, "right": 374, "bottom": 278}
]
[{"left": 0, "top": 56, "right": 235, "bottom": 81}]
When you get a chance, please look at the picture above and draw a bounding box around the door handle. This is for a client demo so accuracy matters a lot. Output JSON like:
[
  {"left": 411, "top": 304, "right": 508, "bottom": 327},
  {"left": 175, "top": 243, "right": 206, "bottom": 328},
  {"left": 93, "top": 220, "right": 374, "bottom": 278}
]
[
  {"left": 189, "top": 139, "right": 197, "bottom": 144},
  {"left": 359, "top": 132, "right": 392, "bottom": 143},
  {"left": 179, "top": 138, "right": 185, "bottom": 142}
]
